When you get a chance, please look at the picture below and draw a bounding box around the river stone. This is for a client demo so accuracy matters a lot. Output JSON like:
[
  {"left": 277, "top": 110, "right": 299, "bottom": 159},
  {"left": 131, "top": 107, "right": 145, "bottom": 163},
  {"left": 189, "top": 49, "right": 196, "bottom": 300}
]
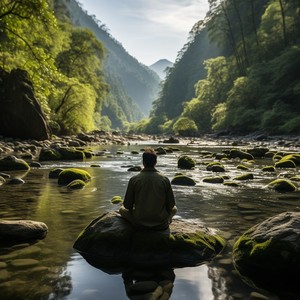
[
  {"left": 233, "top": 212, "right": 300, "bottom": 288},
  {"left": 177, "top": 155, "right": 195, "bottom": 170},
  {"left": 73, "top": 212, "right": 225, "bottom": 269},
  {"left": 0, "top": 155, "right": 30, "bottom": 171},
  {"left": 229, "top": 149, "right": 254, "bottom": 161},
  {"left": 171, "top": 175, "right": 196, "bottom": 186},
  {"left": 0, "top": 220, "right": 48, "bottom": 244},
  {"left": 267, "top": 179, "right": 297, "bottom": 192},
  {"left": 58, "top": 168, "right": 92, "bottom": 185}
]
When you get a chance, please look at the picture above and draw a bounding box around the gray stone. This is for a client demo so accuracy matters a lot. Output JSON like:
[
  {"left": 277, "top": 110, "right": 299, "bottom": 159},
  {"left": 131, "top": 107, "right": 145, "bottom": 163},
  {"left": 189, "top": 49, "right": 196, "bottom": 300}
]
[{"left": 0, "top": 220, "right": 48, "bottom": 244}]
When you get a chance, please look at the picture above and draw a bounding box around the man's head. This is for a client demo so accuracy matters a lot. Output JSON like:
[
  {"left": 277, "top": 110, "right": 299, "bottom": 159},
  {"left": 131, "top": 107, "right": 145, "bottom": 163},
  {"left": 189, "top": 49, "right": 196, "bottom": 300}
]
[{"left": 142, "top": 148, "right": 157, "bottom": 168}]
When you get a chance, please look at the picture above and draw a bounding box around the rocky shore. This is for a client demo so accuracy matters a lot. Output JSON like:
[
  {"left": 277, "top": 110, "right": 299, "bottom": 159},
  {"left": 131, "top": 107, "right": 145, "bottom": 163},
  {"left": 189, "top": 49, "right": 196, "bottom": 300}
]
[{"left": 0, "top": 130, "right": 300, "bottom": 161}]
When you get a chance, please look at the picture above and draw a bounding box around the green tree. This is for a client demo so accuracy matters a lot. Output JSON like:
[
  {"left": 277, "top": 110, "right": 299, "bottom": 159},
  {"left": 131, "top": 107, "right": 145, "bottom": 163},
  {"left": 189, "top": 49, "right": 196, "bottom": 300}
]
[{"left": 173, "top": 117, "right": 198, "bottom": 136}]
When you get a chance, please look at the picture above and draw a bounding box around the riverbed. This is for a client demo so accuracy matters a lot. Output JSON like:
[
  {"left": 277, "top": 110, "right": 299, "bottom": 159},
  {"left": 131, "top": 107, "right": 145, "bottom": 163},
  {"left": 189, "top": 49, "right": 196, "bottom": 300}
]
[{"left": 0, "top": 138, "right": 300, "bottom": 299}]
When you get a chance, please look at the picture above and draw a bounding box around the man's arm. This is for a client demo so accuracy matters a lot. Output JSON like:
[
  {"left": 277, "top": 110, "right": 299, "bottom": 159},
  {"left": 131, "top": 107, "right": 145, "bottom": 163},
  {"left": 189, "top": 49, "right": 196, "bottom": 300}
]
[
  {"left": 123, "top": 178, "right": 135, "bottom": 210},
  {"left": 165, "top": 178, "right": 176, "bottom": 213}
]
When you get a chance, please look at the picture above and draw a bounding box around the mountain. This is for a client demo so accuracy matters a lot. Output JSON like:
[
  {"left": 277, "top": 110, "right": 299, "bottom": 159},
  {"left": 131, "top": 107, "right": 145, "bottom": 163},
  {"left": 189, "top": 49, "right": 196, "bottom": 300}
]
[
  {"left": 57, "top": 0, "right": 160, "bottom": 126},
  {"left": 149, "top": 59, "right": 173, "bottom": 80}
]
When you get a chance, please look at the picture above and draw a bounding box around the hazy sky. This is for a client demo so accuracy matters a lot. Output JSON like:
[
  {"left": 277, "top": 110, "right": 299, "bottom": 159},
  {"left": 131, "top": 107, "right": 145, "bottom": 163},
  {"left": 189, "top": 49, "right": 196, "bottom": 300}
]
[{"left": 78, "top": 0, "right": 209, "bottom": 65}]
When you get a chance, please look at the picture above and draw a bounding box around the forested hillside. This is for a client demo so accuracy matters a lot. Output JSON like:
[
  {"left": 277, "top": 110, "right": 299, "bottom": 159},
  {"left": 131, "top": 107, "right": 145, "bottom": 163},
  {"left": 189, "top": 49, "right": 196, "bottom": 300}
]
[
  {"left": 137, "top": 0, "right": 300, "bottom": 136},
  {"left": 0, "top": 0, "right": 159, "bottom": 136},
  {"left": 61, "top": 0, "right": 160, "bottom": 118}
]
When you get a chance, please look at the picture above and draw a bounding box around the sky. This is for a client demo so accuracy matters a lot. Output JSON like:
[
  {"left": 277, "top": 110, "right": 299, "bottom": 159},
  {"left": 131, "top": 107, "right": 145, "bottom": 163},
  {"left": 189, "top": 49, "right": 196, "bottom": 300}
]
[{"left": 78, "top": 0, "right": 209, "bottom": 66}]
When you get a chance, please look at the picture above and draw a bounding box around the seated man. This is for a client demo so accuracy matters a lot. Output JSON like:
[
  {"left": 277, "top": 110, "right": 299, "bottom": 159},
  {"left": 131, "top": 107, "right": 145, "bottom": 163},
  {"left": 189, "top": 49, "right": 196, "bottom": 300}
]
[{"left": 119, "top": 148, "right": 177, "bottom": 230}]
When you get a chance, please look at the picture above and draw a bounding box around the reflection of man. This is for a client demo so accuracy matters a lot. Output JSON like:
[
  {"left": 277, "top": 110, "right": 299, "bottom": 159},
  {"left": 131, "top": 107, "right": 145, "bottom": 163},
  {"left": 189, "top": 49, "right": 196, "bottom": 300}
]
[{"left": 119, "top": 148, "right": 177, "bottom": 230}]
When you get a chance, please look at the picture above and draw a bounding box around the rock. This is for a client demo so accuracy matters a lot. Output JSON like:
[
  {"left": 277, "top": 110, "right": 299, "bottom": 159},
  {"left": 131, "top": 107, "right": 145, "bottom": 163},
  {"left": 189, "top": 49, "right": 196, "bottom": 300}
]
[
  {"left": 73, "top": 212, "right": 225, "bottom": 269},
  {"left": 49, "top": 168, "right": 64, "bottom": 179},
  {"left": 7, "top": 178, "right": 25, "bottom": 185},
  {"left": 223, "top": 181, "right": 239, "bottom": 187},
  {"left": 0, "top": 172, "right": 10, "bottom": 179},
  {"left": 275, "top": 160, "right": 296, "bottom": 168},
  {"left": 177, "top": 156, "right": 195, "bottom": 170},
  {"left": 233, "top": 212, "right": 300, "bottom": 288},
  {"left": 261, "top": 166, "right": 276, "bottom": 172},
  {"left": 162, "top": 137, "right": 179, "bottom": 144},
  {"left": 206, "top": 162, "right": 224, "bottom": 172},
  {"left": 0, "top": 68, "right": 50, "bottom": 140},
  {"left": 57, "top": 147, "right": 85, "bottom": 160},
  {"left": 0, "top": 155, "right": 30, "bottom": 171},
  {"left": 237, "top": 164, "right": 250, "bottom": 171},
  {"left": 128, "top": 166, "right": 142, "bottom": 172},
  {"left": 234, "top": 173, "right": 254, "bottom": 180},
  {"left": 58, "top": 168, "right": 92, "bottom": 185},
  {"left": 203, "top": 176, "right": 224, "bottom": 184},
  {"left": 155, "top": 147, "right": 167, "bottom": 155},
  {"left": 67, "top": 179, "right": 86, "bottom": 190},
  {"left": 39, "top": 148, "right": 62, "bottom": 161},
  {"left": 278, "top": 153, "right": 300, "bottom": 166},
  {"left": 247, "top": 148, "right": 269, "bottom": 158},
  {"left": 0, "top": 220, "right": 48, "bottom": 244},
  {"left": 229, "top": 149, "right": 254, "bottom": 160},
  {"left": 171, "top": 175, "right": 196, "bottom": 186},
  {"left": 267, "top": 179, "right": 297, "bottom": 192},
  {"left": 30, "top": 162, "right": 42, "bottom": 168}
]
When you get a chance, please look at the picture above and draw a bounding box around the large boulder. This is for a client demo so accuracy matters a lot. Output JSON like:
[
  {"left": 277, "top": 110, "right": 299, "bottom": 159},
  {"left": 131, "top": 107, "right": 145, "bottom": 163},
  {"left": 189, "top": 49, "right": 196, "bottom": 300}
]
[
  {"left": 58, "top": 168, "right": 92, "bottom": 185},
  {"left": 233, "top": 212, "right": 300, "bottom": 288},
  {"left": 0, "top": 220, "right": 48, "bottom": 244},
  {"left": 74, "top": 212, "right": 225, "bottom": 269},
  {"left": 0, "top": 68, "right": 50, "bottom": 140}
]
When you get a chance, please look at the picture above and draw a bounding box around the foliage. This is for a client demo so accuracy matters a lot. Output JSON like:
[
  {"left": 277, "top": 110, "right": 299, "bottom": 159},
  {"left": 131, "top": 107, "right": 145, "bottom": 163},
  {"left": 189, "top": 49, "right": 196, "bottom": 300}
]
[
  {"left": 173, "top": 117, "right": 198, "bottom": 136},
  {"left": 147, "top": 0, "right": 300, "bottom": 135}
]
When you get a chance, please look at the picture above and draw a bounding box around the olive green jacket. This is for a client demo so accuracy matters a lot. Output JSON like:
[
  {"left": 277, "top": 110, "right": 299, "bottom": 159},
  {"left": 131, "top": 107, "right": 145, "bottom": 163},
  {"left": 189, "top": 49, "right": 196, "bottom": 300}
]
[{"left": 123, "top": 167, "right": 176, "bottom": 228}]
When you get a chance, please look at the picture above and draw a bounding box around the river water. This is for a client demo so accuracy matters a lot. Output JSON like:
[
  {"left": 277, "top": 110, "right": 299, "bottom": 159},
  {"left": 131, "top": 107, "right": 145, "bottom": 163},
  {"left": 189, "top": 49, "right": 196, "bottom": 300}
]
[{"left": 0, "top": 139, "right": 300, "bottom": 299}]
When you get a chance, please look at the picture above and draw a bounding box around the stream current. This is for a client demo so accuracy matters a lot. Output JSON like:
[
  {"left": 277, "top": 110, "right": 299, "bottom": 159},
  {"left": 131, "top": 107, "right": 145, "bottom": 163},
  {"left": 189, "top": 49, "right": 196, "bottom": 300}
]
[{"left": 0, "top": 139, "right": 300, "bottom": 299}]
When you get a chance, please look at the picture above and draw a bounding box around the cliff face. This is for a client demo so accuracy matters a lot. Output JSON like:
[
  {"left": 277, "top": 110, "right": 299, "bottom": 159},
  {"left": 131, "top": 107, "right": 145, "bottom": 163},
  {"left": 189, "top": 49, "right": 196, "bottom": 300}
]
[{"left": 0, "top": 68, "right": 50, "bottom": 140}]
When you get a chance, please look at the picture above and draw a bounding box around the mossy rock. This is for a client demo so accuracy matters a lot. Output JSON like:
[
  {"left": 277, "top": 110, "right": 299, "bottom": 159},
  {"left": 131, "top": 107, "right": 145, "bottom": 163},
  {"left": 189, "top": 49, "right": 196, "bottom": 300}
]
[
  {"left": 58, "top": 168, "right": 92, "bottom": 185},
  {"left": 275, "top": 160, "right": 296, "bottom": 169},
  {"left": 203, "top": 176, "right": 224, "bottom": 184},
  {"left": 0, "top": 156, "right": 30, "bottom": 171},
  {"left": 247, "top": 147, "right": 269, "bottom": 158},
  {"left": 111, "top": 196, "right": 123, "bottom": 204},
  {"left": 73, "top": 212, "right": 226, "bottom": 269},
  {"left": 261, "top": 166, "right": 276, "bottom": 172},
  {"left": 234, "top": 173, "right": 254, "bottom": 181},
  {"left": 49, "top": 168, "right": 64, "bottom": 179},
  {"left": 267, "top": 179, "right": 296, "bottom": 192},
  {"left": 206, "top": 162, "right": 224, "bottom": 172},
  {"left": 57, "top": 147, "right": 85, "bottom": 160},
  {"left": 67, "top": 179, "right": 86, "bottom": 190},
  {"left": 131, "top": 151, "right": 139, "bottom": 155},
  {"left": 223, "top": 181, "right": 239, "bottom": 187},
  {"left": 155, "top": 147, "right": 167, "bottom": 155},
  {"left": 39, "top": 148, "right": 62, "bottom": 161},
  {"left": 171, "top": 175, "right": 196, "bottom": 186},
  {"left": 237, "top": 164, "right": 250, "bottom": 171},
  {"left": 128, "top": 166, "right": 142, "bottom": 172},
  {"left": 214, "top": 153, "right": 228, "bottom": 160},
  {"left": 229, "top": 149, "right": 254, "bottom": 160},
  {"left": 177, "top": 156, "right": 195, "bottom": 170},
  {"left": 233, "top": 212, "right": 300, "bottom": 288},
  {"left": 278, "top": 154, "right": 300, "bottom": 166},
  {"left": 290, "top": 176, "right": 300, "bottom": 182},
  {"left": 82, "top": 149, "right": 93, "bottom": 159}
]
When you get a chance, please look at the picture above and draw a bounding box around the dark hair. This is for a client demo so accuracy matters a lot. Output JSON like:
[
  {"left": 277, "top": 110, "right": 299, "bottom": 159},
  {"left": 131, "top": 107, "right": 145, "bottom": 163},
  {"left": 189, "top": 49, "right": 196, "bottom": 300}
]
[{"left": 142, "top": 148, "right": 157, "bottom": 167}]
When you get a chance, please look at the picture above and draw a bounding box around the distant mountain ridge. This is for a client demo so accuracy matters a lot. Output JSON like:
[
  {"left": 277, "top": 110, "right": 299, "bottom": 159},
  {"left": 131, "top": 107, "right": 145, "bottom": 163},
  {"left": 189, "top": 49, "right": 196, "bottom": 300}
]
[
  {"left": 149, "top": 59, "right": 173, "bottom": 79},
  {"left": 58, "top": 0, "right": 160, "bottom": 126}
]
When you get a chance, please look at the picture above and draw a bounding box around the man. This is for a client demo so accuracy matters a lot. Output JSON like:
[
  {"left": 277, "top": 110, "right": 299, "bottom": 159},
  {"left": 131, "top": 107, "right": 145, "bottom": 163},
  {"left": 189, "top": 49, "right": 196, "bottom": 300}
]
[{"left": 119, "top": 148, "right": 177, "bottom": 230}]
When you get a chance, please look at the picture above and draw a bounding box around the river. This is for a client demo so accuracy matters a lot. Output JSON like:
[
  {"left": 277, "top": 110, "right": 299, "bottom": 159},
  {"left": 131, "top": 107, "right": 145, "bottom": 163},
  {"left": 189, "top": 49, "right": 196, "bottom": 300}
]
[{"left": 0, "top": 139, "right": 299, "bottom": 299}]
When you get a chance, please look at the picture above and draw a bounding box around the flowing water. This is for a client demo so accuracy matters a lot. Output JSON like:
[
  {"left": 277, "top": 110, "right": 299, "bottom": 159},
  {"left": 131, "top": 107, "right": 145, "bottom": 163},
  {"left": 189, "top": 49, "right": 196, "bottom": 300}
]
[{"left": 0, "top": 139, "right": 300, "bottom": 299}]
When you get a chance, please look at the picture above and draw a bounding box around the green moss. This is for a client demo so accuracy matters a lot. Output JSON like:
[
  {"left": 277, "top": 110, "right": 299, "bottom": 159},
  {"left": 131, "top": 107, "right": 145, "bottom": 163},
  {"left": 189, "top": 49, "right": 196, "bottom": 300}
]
[
  {"left": 58, "top": 147, "right": 85, "bottom": 160},
  {"left": 290, "top": 176, "right": 300, "bottom": 182},
  {"left": 237, "top": 164, "right": 250, "bottom": 171},
  {"left": 223, "top": 181, "right": 239, "bottom": 187},
  {"left": 206, "top": 162, "right": 225, "bottom": 172},
  {"left": 275, "top": 160, "right": 296, "bottom": 168},
  {"left": 111, "top": 196, "right": 123, "bottom": 204},
  {"left": 58, "top": 168, "right": 92, "bottom": 185},
  {"left": 279, "top": 154, "right": 300, "bottom": 166},
  {"left": 39, "top": 148, "right": 62, "bottom": 161}
]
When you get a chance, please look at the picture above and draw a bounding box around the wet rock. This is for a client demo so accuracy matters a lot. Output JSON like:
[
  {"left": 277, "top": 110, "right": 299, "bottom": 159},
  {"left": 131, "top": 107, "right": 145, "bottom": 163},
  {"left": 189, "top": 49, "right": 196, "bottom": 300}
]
[
  {"left": 171, "top": 175, "right": 196, "bottom": 186},
  {"left": 229, "top": 149, "right": 254, "bottom": 160},
  {"left": 261, "top": 166, "right": 276, "bottom": 172},
  {"left": 177, "top": 156, "right": 195, "bottom": 170},
  {"left": 0, "top": 172, "right": 10, "bottom": 179},
  {"left": 162, "top": 137, "right": 179, "bottom": 144},
  {"left": 206, "top": 162, "right": 224, "bottom": 172},
  {"left": 39, "top": 148, "right": 62, "bottom": 161},
  {"left": 128, "top": 166, "right": 142, "bottom": 172},
  {"left": 49, "top": 168, "right": 64, "bottom": 179},
  {"left": 203, "top": 176, "right": 224, "bottom": 184},
  {"left": 267, "top": 179, "right": 297, "bottom": 192},
  {"left": 7, "top": 178, "right": 25, "bottom": 185},
  {"left": 67, "top": 179, "right": 86, "bottom": 190},
  {"left": 58, "top": 168, "right": 91, "bottom": 185},
  {"left": 0, "top": 155, "right": 30, "bottom": 171},
  {"left": 247, "top": 148, "right": 269, "bottom": 158},
  {"left": 275, "top": 160, "right": 296, "bottom": 168},
  {"left": 0, "top": 220, "right": 48, "bottom": 244},
  {"left": 30, "top": 162, "right": 42, "bottom": 168},
  {"left": 234, "top": 173, "right": 254, "bottom": 180},
  {"left": 233, "top": 212, "right": 300, "bottom": 288},
  {"left": 73, "top": 212, "right": 225, "bottom": 269}
]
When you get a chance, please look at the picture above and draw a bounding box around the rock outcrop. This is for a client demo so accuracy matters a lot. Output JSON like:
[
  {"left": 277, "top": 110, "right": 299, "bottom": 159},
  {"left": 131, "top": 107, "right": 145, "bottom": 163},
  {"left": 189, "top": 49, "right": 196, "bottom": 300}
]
[
  {"left": 0, "top": 68, "right": 50, "bottom": 140},
  {"left": 74, "top": 212, "right": 225, "bottom": 269}
]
